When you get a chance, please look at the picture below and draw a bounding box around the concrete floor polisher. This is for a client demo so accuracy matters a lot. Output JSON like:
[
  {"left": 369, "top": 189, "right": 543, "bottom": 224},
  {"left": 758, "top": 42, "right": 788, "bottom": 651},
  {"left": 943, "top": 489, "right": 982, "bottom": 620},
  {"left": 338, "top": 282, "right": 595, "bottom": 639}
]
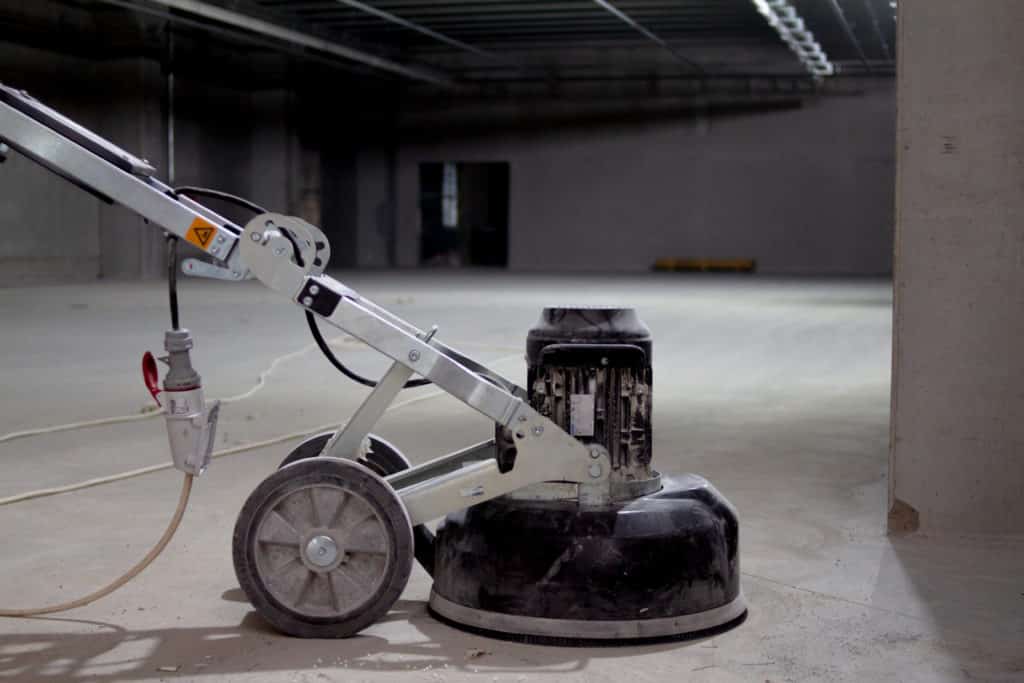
[
  {"left": 0, "top": 84, "right": 745, "bottom": 642},
  {"left": 428, "top": 306, "right": 746, "bottom": 642}
]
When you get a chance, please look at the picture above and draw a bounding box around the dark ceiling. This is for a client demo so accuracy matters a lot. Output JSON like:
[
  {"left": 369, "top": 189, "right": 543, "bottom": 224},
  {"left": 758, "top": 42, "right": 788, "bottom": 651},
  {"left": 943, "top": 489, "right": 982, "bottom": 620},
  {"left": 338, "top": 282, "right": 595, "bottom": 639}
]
[
  {"left": 0, "top": 0, "right": 896, "bottom": 94},
  {"left": 246, "top": 0, "right": 895, "bottom": 78}
]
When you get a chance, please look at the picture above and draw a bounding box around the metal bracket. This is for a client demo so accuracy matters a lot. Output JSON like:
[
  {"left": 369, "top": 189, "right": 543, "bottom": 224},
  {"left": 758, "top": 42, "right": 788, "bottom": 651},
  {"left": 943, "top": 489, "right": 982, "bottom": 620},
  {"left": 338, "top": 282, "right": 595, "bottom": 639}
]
[
  {"left": 393, "top": 417, "right": 611, "bottom": 524},
  {"left": 181, "top": 257, "right": 248, "bottom": 281}
]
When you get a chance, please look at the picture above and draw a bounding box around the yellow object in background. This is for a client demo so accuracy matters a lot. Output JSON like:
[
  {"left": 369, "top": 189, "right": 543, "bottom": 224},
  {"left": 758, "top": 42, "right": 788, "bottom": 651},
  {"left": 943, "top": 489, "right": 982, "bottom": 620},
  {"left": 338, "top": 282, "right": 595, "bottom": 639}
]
[{"left": 653, "top": 258, "right": 756, "bottom": 273}]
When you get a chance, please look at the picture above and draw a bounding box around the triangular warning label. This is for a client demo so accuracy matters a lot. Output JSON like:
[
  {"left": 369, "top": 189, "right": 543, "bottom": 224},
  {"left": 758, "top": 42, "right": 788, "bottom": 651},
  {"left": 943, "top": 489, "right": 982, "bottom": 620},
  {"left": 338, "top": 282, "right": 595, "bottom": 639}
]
[
  {"left": 192, "top": 227, "right": 214, "bottom": 247},
  {"left": 186, "top": 218, "right": 216, "bottom": 250}
]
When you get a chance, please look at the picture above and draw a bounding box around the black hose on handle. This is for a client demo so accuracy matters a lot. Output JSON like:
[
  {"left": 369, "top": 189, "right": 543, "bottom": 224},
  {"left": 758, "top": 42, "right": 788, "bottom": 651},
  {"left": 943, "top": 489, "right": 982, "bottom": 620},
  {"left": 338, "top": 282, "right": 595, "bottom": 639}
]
[{"left": 167, "top": 234, "right": 180, "bottom": 330}]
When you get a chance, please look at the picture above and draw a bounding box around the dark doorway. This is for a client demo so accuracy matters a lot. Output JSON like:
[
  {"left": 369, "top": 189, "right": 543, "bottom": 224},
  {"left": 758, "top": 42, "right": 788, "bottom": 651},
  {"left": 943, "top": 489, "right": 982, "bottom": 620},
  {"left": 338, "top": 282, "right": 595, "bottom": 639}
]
[{"left": 419, "top": 162, "right": 509, "bottom": 266}]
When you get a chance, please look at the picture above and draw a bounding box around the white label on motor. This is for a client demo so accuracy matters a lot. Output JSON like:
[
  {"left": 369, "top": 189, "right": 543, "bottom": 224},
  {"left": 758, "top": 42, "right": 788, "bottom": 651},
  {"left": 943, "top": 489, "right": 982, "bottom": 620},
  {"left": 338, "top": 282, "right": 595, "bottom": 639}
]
[{"left": 570, "top": 394, "right": 595, "bottom": 436}]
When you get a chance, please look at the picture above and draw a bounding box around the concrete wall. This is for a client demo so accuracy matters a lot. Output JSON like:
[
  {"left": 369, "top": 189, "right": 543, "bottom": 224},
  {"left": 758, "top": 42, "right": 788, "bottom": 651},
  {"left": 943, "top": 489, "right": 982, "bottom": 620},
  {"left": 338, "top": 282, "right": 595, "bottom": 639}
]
[
  {"left": 2, "top": 36, "right": 895, "bottom": 281},
  {"left": 394, "top": 84, "right": 895, "bottom": 274},
  {"left": 890, "top": 0, "right": 1024, "bottom": 534},
  {"left": 0, "top": 44, "right": 307, "bottom": 285}
]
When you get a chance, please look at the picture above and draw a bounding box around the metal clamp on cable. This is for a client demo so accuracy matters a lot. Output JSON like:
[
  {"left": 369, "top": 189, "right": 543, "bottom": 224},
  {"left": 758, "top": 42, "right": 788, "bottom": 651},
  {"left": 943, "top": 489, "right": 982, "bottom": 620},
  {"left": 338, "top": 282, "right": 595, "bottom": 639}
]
[{"left": 144, "top": 329, "right": 219, "bottom": 475}]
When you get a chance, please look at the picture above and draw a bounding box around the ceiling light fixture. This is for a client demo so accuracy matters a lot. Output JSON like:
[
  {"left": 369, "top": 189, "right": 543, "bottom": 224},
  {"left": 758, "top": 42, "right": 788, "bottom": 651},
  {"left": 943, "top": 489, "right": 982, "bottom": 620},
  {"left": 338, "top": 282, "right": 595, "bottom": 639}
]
[{"left": 752, "top": 0, "right": 835, "bottom": 77}]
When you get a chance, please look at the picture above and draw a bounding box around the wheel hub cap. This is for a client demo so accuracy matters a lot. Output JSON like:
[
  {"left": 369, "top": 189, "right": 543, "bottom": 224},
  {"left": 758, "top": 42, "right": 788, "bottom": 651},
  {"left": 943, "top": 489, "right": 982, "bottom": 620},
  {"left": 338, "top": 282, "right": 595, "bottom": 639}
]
[{"left": 306, "top": 535, "right": 340, "bottom": 567}]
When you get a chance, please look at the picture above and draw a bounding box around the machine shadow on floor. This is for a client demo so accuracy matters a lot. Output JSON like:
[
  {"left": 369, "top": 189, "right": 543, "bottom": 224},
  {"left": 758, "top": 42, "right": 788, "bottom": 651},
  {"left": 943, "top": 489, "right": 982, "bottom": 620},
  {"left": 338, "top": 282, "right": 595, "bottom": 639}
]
[
  {"left": 877, "top": 535, "right": 1024, "bottom": 680},
  {"left": 0, "top": 597, "right": 718, "bottom": 682}
]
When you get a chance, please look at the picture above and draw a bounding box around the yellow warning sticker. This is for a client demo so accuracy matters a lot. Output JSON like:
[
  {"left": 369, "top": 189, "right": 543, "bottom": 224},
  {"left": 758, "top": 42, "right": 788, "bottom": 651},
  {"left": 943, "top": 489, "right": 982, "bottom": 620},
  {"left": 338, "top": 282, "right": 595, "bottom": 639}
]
[{"left": 185, "top": 217, "right": 216, "bottom": 251}]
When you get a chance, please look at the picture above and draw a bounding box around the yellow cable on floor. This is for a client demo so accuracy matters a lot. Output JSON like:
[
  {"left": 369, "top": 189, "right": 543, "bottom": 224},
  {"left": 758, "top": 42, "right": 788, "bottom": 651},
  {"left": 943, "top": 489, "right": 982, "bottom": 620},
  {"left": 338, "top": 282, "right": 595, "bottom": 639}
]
[{"left": 0, "top": 474, "right": 192, "bottom": 617}]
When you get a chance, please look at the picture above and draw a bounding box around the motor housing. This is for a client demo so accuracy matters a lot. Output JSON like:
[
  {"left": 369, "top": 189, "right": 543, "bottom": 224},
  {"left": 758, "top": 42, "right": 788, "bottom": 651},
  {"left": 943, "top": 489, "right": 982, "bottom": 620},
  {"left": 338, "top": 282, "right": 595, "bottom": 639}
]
[
  {"left": 526, "top": 306, "right": 656, "bottom": 498},
  {"left": 429, "top": 307, "right": 746, "bottom": 642}
]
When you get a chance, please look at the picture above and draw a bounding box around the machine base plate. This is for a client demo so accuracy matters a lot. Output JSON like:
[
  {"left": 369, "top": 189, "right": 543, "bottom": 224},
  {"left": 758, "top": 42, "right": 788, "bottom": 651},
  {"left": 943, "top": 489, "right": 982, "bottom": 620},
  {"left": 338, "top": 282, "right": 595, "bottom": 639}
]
[{"left": 429, "top": 590, "right": 747, "bottom": 644}]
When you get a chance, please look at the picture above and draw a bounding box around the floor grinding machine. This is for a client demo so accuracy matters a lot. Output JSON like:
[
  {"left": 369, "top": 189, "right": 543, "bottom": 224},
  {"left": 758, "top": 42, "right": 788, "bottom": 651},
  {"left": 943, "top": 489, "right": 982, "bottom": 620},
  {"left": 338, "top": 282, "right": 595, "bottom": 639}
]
[{"left": 0, "top": 84, "right": 745, "bottom": 642}]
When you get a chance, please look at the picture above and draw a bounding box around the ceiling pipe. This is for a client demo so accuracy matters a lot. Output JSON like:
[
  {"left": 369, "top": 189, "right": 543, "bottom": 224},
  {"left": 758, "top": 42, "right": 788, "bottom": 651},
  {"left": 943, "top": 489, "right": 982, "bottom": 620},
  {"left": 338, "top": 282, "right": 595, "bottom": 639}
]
[
  {"left": 825, "top": 0, "right": 873, "bottom": 73},
  {"left": 860, "top": 0, "right": 892, "bottom": 62},
  {"left": 331, "top": 0, "right": 501, "bottom": 62},
  {"left": 329, "top": 0, "right": 551, "bottom": 83},
  {"left": 591, "top": 0, "right": 704, "bottom": 74},
  {"left": 100, "top": 0, "right": 457, "bottom": 88}
]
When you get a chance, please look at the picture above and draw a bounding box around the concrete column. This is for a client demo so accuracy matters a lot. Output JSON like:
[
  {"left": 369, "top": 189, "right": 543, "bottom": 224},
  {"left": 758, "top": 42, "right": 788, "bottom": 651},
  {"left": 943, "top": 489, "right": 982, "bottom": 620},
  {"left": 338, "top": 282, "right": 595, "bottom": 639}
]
[
  {"left": 355, "top": 147, "right": 396, "bottom": 267},
  {"left": 95, "top": 58, "right": 167, "bottom": 280},
  {"left": 394, "top": 149, "right": 421, "bottom": 268},
  {"left": 248, "top": 90, "right": 322, "bottom": 231},
  {"left": 249, "top": 90, "right": 292, "bottom": 214},
  {"left": 320, "top": 142, "right": 359, "bottom": 268},
  {"left": 890, "top": 0, "right": 1024, "bottom": 534}
]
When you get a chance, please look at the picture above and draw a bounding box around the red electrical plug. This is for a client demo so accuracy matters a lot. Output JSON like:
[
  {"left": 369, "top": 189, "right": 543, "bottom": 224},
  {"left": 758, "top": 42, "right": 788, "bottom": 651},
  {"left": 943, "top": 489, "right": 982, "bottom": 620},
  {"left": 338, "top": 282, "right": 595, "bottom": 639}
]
[{"left": 142, "top": 351, "right": 162, "bottom": 407}]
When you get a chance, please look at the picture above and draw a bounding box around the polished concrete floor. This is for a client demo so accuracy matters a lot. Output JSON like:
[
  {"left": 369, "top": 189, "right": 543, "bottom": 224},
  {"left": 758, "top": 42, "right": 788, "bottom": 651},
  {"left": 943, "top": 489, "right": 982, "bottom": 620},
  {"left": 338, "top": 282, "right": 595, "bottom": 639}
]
[{"left": 0, "top": 272, "right": 1021, "bottom": 682}]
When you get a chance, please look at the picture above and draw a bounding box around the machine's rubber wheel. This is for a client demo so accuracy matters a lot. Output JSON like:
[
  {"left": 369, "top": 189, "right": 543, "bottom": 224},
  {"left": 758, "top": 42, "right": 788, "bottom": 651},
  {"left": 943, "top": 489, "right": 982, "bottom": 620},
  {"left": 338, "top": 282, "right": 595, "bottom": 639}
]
[
  {"left": 278, "top": 432, "right": 407, "bottom": 476},
  {"left": 233, "top": 458, "right": 414, "bottom": 638},
  {"left": 278, "top": 432, "right": 436, "bottom": 576}
]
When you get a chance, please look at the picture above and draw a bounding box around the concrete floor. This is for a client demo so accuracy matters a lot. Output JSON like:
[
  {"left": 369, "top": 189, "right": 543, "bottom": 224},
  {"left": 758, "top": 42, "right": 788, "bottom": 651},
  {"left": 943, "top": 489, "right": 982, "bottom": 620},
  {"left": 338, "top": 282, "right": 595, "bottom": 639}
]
[{"left": 0, "top": 272, "right": 1021, "bottom": 682}]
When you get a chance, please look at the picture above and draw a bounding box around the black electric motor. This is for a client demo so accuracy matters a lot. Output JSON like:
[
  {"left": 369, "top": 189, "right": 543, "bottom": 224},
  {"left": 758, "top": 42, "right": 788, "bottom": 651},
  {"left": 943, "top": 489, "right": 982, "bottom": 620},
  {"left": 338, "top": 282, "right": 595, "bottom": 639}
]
[
  {"left": 429, "top": 307, "right": 746, "bottom": 643},
  {"left": 527, "top": 307, "right": 654, "bottom": 490}
]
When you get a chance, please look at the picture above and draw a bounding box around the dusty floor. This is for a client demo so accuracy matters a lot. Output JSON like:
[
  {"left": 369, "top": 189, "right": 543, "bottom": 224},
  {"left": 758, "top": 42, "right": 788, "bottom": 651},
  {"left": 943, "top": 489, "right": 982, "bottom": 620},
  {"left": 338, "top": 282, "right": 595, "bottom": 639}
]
[{"left": 0, "top": 272, "right": 1021, "bottom": 682}]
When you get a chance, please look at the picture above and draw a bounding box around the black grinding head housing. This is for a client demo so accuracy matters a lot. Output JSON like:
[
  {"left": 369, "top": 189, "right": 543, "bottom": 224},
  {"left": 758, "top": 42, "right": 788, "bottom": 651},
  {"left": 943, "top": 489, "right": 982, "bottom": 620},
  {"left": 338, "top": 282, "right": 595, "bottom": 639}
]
[{"left": 429, "top": 474, "right": 746, "bottom": 643}]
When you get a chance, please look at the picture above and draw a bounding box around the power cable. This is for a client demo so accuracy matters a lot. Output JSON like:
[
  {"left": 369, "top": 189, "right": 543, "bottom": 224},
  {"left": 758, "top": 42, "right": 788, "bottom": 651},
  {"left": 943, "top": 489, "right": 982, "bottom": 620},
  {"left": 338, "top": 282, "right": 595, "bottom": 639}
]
[{"left": 0, "top": 475, "right": 192, "bottom": 617}]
